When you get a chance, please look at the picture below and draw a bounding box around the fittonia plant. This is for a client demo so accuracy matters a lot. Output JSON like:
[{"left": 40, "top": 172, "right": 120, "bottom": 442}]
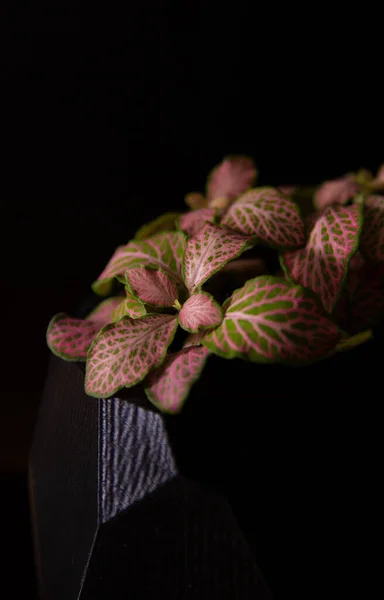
[{"left": 47, "top": 157, "right": 384, "bottom": 412}]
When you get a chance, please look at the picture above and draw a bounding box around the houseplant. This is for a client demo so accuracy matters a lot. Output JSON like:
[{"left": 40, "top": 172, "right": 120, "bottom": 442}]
[
  {"left": 47, "top": 156, "right": 384, "bottom": 411},
  {"left": 34, "top": 157, "right": 383, "bottom": 599}
]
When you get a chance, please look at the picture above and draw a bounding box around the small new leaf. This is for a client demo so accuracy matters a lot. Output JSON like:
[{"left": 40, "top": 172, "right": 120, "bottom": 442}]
[
  {"left": 185, "top": 193, "right": 207, "bottom": 210},
  {"left": 179, "top": 292, "right": 222, "bottom": 333}
]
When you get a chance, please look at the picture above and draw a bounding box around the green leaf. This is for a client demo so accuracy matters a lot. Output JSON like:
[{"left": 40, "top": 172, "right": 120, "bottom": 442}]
[
  {"left": 203, "top": 276, "right": 340, "bottom": 364},
  {"left": 329, "top": 329, "right": 373, "bottom": 356}
]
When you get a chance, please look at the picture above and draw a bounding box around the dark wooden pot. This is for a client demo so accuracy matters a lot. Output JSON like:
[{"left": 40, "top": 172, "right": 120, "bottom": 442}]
[{"left": 29, "top": 338, "right": 382, "bottom": 599}]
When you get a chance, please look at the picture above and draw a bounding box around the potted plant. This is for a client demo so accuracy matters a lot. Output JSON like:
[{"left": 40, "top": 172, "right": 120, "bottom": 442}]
[{"left": 31, "top": 157, "right": 384, "bottom": 599}]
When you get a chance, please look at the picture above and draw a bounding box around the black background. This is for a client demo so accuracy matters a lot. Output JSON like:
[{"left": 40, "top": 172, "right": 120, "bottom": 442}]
[{"left": 1, "top": 3, "right": 382, "bottom": 597}]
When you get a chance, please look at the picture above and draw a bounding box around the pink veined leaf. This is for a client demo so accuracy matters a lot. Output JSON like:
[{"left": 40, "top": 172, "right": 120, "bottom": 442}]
[
  {"left": 179, "top": 292, "right": 222, "bottom": 333},
  {"left": 47, "top": 315, "right": 103, "bottom": 361},
  {"left": 182, "top": 221, "right": 253, "bottom": 293},
  {"left": 179, "top": 208, "right": 217, "bottom": 237},
  {"left": 207, "top": 156, "right": 257, "bottom": 205},
  {"left": 360, "top": 195, "right": 384, "bottom": 263},
  {"left": 183, "top": 331, "right": 205, "bottom": 348},
  {"left": 85, "top": 314, "right": 178, "bottom": 398},
  {"left": 111, "top": 290, "right": 146, "bottom": 320},
  {"left": 221, "top": 187, "right": 305, "bottom": 250},
  {"left": 125, "top": 267, "right": 178, "bottom": 307},
  {"left": 145, "top": 346, "right": 209, "bottom": 413},
  {"left": 281, "top": 204, "right": 363, "bottom": 313},
  {"left": 314, "top": 175, "right": 359, "bottom": 210},
  {"left": 203, "top": 276, "right": 340, "bottom": 364},
  {"left": 92, "top": 231, "right": 186, "bottom": 296},
  {"left": 47, "top": 297, "right": 122, "bottom": 361}
]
